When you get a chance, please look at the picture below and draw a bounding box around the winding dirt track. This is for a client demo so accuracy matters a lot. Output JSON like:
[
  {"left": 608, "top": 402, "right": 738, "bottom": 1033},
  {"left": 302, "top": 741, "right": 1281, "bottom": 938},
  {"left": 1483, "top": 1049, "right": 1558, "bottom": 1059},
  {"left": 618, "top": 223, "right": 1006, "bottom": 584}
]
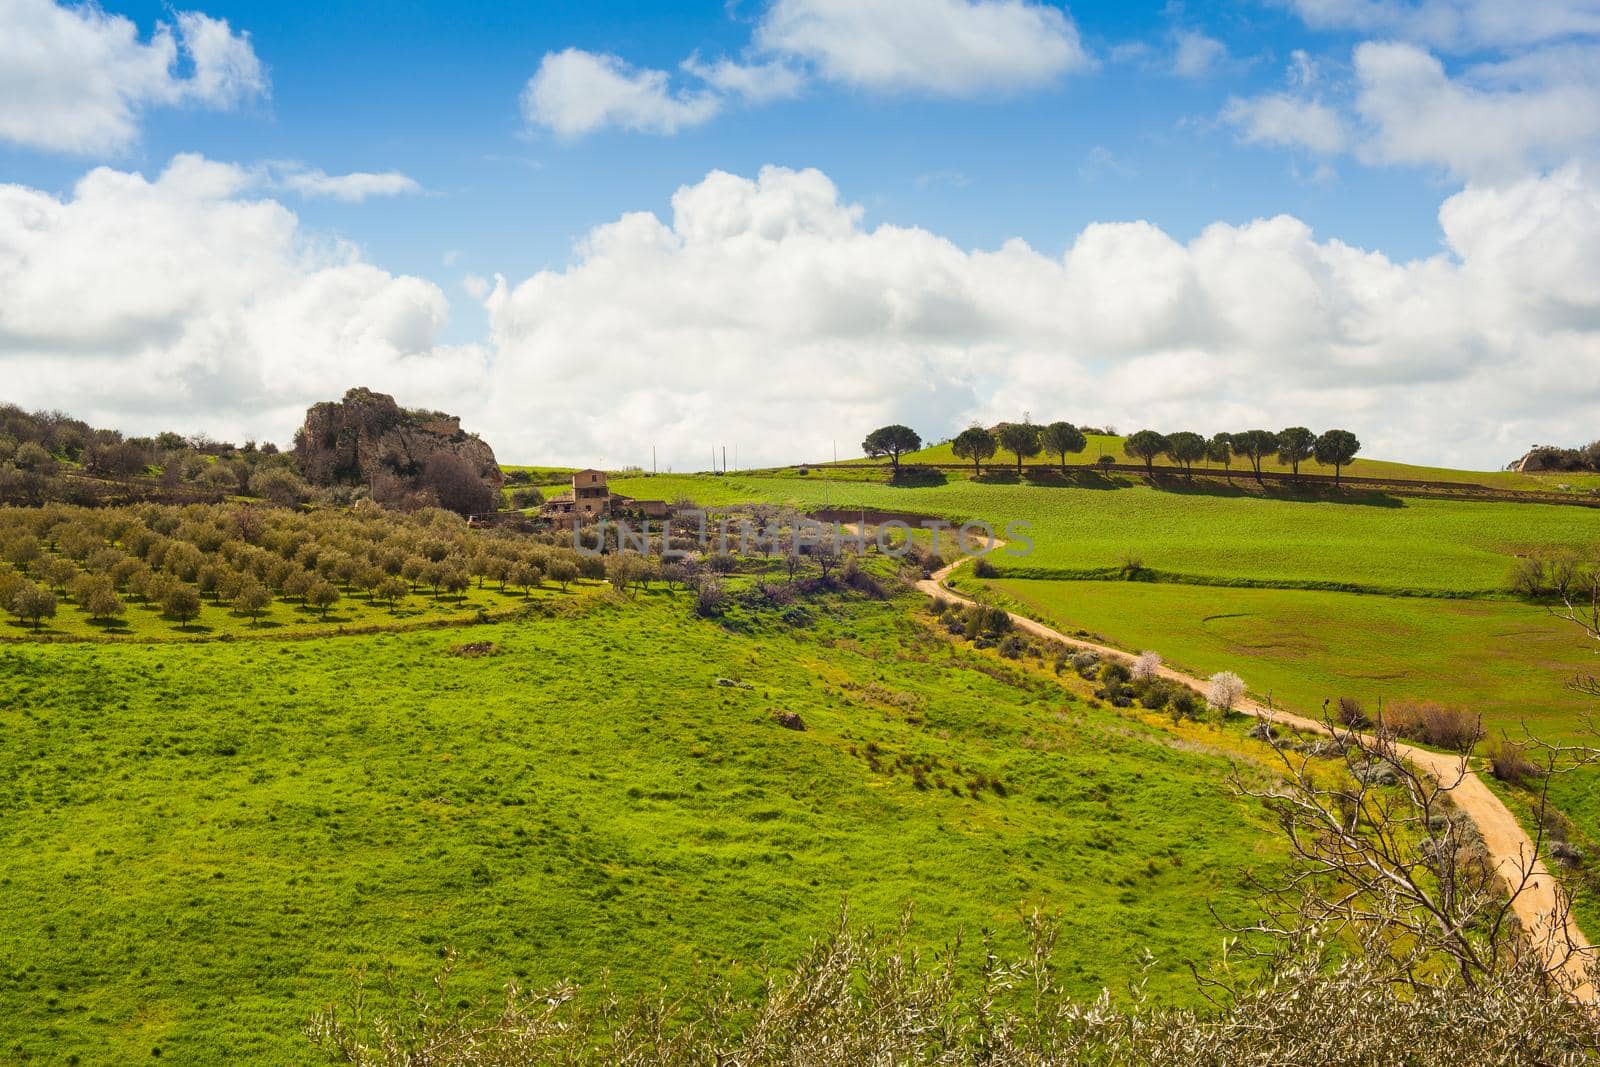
[{"left": 915, "top": 551, "right": 1595, "bottom": 999}]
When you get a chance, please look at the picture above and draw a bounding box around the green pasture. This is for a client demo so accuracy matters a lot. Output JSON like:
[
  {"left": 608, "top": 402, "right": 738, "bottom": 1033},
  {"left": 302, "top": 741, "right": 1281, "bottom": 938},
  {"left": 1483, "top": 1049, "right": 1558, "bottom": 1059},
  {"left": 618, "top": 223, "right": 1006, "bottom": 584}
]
[
  {"left": 609, "top": 473, "right": 1600, "bottom": 594},
  {"left": 0, "top": 590, "right": 1284, "bottom": 1064}
]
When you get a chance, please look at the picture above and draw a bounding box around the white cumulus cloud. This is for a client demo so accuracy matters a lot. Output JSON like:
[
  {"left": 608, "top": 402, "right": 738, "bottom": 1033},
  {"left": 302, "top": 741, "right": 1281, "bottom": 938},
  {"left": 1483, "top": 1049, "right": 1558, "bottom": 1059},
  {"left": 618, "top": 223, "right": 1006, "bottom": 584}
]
[
  {"left": 0, "top": 0, "right": 267, "bottom": 155},
  {"left": 0, "top": 155, "right": 484, "bottom": 442},
  {"left": 477, "top": 164, "right": 1600, "bottom": 469},
  {"left": 271, "top": 165, "right": 423, "bottom": 202},
  {"left": 3, "top": 159, "right": 1599, "bottom": 471},
  {"left": 1354, "top": 41, "right": 1600, "bottom": 179},
  {"left": 754, "top": 0, "right": 1092, "bottom": 95},
  {"left": 1223, "top": 93, "right": 1352, "bottom": 154},
  {"left": 522, "top": 49, "right": 722, "bottom": 137},
  {"left": 1282, "top": 0, "right": 1600, "bottom": 51}
]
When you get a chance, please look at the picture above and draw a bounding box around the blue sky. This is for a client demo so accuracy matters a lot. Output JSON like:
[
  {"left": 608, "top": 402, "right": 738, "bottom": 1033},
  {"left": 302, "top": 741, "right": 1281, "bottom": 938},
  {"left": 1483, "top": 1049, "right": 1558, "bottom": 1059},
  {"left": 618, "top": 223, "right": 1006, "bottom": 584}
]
[
  {"left": 2, "top": 0, "right": 1599, "bottom": 468},
  {"left": 4, "top": 0, "right": 1451, "bottom": 291}
]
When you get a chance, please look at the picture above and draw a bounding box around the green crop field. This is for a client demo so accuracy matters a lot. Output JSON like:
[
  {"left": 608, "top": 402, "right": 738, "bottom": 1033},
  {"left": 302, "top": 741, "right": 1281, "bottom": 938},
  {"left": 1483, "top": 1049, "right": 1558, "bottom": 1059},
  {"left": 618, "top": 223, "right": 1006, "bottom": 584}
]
[
  {"left": 609, "top": 472, "right": 1599, "bottom": 594},
  {"left": 0, "top": 588, "right": 1285, "bottom": 1064}
]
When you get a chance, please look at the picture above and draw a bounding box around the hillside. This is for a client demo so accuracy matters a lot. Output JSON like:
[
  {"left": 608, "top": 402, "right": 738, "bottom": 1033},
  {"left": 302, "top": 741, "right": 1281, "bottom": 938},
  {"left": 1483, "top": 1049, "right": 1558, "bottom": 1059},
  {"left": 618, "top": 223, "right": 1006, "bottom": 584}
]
[
  {"left": 608, "top": 471, "right": 1599, "bottom": 593},
  {"left": 0, "top": 586, "right": 1286, "bottom": 1063},
  {"left": 605, "top": 464, "right": 1600, "bottom": 939}
]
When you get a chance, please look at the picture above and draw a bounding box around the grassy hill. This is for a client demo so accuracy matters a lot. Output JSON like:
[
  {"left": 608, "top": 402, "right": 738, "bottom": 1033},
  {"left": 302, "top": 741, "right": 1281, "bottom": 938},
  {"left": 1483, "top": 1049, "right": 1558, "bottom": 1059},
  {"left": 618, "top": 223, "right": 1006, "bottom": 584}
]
[
  {"left": 833, "top": 435, "right": 1600, "bottom": 492},
  {"left": 607, "top": 466, "right": 1600, "bottom": 912},
  {"left": 0, "top": 587, "right": 1286, "bottom": 1063},
  {"left": 608, "top": 472, "right": 1598, "bottom": 594}
]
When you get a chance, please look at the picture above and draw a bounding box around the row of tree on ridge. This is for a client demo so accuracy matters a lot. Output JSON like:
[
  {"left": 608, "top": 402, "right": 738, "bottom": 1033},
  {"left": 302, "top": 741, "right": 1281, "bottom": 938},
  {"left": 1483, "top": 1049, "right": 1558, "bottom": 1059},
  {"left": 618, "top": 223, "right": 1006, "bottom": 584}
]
[{"left": 862, "top": 423, "right": 1362, "bottom": 485}]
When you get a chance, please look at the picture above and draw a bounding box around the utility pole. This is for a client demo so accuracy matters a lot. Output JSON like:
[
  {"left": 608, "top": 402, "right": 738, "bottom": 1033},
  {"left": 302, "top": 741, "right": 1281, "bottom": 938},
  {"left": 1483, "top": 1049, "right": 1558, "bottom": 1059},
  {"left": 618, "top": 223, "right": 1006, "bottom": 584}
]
[
  {"left": 722, "top": 445, "right": 727, "bottom": 474},
  {"left": 832, "top": 440, "right": 837, "bottom": 464},
  {"left": 652, "top": 446, "right": 656, "bottom": 475}
]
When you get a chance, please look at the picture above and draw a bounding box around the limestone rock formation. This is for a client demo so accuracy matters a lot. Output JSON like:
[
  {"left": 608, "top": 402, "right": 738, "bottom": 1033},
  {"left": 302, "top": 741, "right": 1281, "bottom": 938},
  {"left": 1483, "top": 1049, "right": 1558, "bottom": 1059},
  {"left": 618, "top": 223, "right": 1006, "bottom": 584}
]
[{"left": 294, "top": 388, "right": 503, "bottom": 510}]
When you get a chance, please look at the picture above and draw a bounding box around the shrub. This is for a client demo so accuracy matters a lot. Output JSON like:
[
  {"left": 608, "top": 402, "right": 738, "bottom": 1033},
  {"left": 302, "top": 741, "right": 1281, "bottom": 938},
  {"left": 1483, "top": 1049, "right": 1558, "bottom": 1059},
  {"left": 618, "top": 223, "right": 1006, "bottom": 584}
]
[
  {"left": 1134, "top": 680, "right": 1171, "bottom": 710},
  {"left": 1132, "top": 650, "right": 1162, "bottom": 681},
  {"left": 1207, "top": 671, "right": 1246, "bottom": 712},
  {"left": 1485, "top": 739, "right": 1542, "bottom": 785},
  {"left": 962, "top": 604, "right": 1012, "bottom": 638},
  {"left": 1070, "top": 650, "right": 1100, "bottom": 678},
  {"left": 1336, "top": 697, "right": 1370, "bottom": 728},
  {"left": 998, "top": 635, "right": 1025, "bottom": 659},
  {"left": 972, "top": 557, "right": 998, "bottom": 579},
  {"left": 310, "top": 902, "right": 1600, "bottom": 1067},
  {"left": 1385, "top": 700, "right": 1484, "bottom": 751},
  {"left": 694, "top": 578, "right": 727, "bottom": 618},
  {"left": 1170, "top": 690, "right": 1199, "bottom": 720},
  {"left": 1099, "top": 660, "right": 1132, "bottom": 686}
]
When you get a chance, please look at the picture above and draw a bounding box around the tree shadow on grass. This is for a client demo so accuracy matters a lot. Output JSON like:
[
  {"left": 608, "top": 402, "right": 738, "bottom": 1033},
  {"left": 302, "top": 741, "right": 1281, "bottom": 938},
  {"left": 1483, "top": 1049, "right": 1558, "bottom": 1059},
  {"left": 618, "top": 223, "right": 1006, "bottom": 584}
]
[
  {"left": 974, "top": 468, "right": 1128, "bottom": 491},
  {"left": 4, "top": 618, "right": 66, "bottom": 636},
  {"left": 1149, "top": 475, "right": 1405, "bottom": 508},
  {"left": 85, "top": 617, "right": 133, "bottom": 636},
  {"left": 887, "top": 466, "right": 948, "bottom": 488}
]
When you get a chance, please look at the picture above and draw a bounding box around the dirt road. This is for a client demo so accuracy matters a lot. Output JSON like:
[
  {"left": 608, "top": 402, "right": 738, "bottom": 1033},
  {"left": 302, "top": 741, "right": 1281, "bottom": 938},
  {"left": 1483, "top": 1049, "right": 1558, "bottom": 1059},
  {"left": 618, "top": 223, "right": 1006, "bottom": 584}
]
[{"left": 916, "top": 552, "right": 1595, "bottom": 999}]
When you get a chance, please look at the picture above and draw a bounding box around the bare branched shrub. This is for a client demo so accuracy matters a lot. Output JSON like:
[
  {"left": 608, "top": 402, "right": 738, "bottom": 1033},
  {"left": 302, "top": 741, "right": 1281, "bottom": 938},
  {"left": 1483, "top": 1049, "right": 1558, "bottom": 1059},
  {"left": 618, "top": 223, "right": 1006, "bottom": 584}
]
[
  {"left": 1486, "top": 737, "right": 1543, "bottom": 785},
  {"left": 1237, "top": 705, "right": 1592, "bottom": 998},
  {"left": 308, "top": 905, "right": 1600, "bottom": 1066},
  {"left": 1335, "top": 696, "right": 1370, "bottom": 728},
  {"left": 1383, "top": 699, "right": 1484, "bottom": 750}
]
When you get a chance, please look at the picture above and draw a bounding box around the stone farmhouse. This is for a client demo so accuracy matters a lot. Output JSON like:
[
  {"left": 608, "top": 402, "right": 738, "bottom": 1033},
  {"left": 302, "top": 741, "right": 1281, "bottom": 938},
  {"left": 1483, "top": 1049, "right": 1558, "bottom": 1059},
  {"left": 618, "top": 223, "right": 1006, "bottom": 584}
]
[{"left": 541, "top": 469, "right": 669, "bottom": 529}]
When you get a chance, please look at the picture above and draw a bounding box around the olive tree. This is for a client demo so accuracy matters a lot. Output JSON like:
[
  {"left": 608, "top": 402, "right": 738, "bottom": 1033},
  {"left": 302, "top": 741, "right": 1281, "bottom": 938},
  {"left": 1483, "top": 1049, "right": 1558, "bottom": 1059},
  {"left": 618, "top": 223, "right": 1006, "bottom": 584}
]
[
  {"left": 12, "top": 582, "right": 56, "bottom": 630},
  {"left": 307, "top": 579, "right": 341, "bottom": 619},
  {"left": 86, "top": 585, "right": 125, "bottom": 624},
  {"left": 232, "top": 579, "right": 272, "bottom": 625},
  {"left": 163, "top": 584, "right": 202, "bottom": 630},
  {"left": 375, "top": 576, "right": 410, "bottom": 613}
]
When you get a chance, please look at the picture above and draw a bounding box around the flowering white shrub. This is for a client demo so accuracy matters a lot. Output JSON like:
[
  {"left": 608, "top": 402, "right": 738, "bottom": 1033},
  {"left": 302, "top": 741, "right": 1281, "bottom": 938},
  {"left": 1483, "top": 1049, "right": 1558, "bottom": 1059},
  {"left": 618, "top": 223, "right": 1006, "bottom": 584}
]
[
  {"left": 1133, "top": 650, "right": 1162, "bottom": 681},
  {"left": 1207, "top": 670, "right": 1246, "bottom": 711}
]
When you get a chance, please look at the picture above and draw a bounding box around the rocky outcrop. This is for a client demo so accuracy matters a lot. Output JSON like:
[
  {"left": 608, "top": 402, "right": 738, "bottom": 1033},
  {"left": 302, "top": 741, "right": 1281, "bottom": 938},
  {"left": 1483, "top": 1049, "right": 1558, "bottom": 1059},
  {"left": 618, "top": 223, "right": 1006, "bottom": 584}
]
[
  {"left": 1510, "top": 444, "right": 1600, "bottom": 473},
  {"left": 294, "top": 388, "right": 503, "bottom": 495}
]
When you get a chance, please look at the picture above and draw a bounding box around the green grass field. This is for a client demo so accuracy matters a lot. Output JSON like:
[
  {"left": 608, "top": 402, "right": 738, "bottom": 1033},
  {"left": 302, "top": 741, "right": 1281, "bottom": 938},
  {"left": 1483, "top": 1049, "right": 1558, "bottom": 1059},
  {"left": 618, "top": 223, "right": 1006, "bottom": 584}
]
[
  {"left": 959, "top": 574, "right": 1600, "bottom": 924},
  {"left": 964, "top": 578, "right": 1597, "bottom": 743},
  {"left": 0, "top": 588, "right": 1285, "bottom": 1063},
  {"left": 609, "top": 472, "right": 1599, "bottom": 594}
]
